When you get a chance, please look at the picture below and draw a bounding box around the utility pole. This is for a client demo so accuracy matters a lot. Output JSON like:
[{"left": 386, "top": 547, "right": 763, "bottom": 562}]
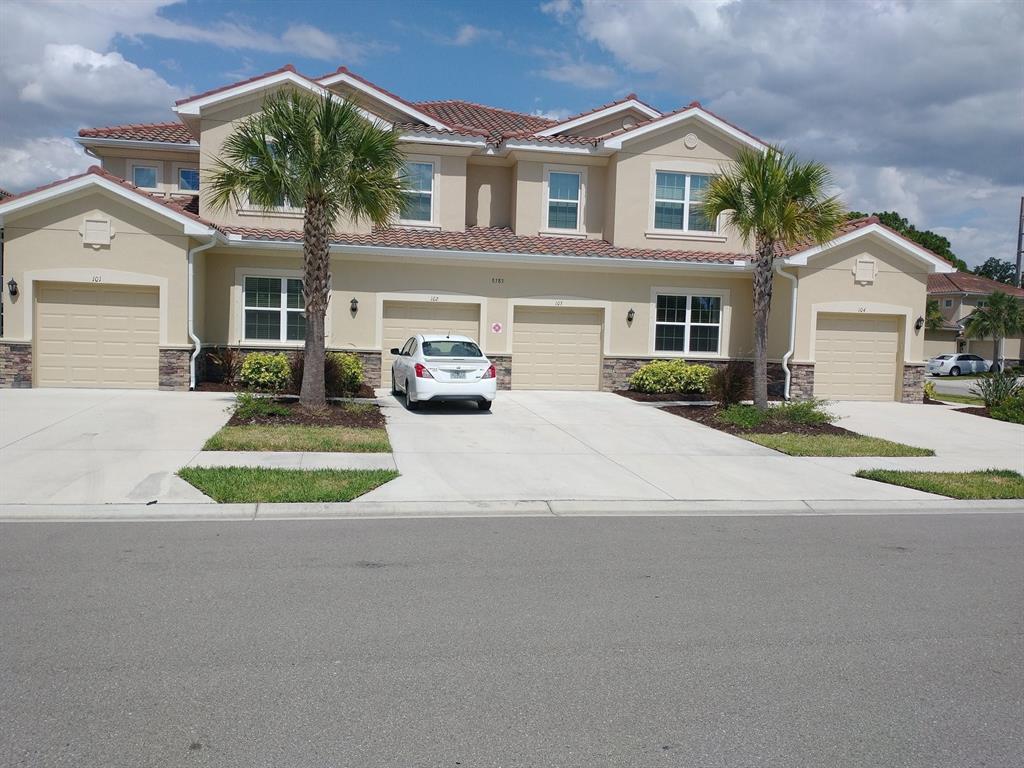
[{"left": 1016, "top": 196, "right": 1023, "bottom": 288}]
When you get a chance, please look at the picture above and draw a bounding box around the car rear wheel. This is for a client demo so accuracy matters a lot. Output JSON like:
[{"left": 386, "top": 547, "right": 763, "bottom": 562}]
[
  {"left": 478, "top": 400, "right": 492, "bottom": 411},
  {"left": 405, "top": 381, "right": 419, "bottom": 410},
  {"left": 950, "top": 366, "right": 961, "bottom": 376}
]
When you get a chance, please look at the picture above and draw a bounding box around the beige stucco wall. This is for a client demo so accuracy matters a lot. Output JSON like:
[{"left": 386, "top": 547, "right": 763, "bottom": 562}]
[
  {"left": 609, "top": 119, "right": 748, "bottom": 252},
  {"left": 0, "top": 190, "right": 193, "bottom": 346},
  {"left": 924, "top": 330, "right": 958, "bottom": 359},
  {"left": 511, "top": 155, "right": 608, "bottom": 240},
  {"left": 568, "top": 108, "right": 654, "bottom": 138},
  {"left": 200, "top": 246, "right": 767, "bottom": 361},
  {"left": 196, "top": 88, "right": 472, "bottom": 233},
  {"left": 792, "top": 236, "right": 930, "bottom": 364},
  {"left": 93, "top": 147, "right": 200, "bottom": 197},
  {"left": 466, "top": 162, "right": 512, "bottom": 228}
]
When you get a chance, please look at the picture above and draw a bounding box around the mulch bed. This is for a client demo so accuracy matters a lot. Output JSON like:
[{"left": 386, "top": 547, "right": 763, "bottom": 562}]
[
  {"left": 662, "top": 404, "right": 853, "bottom": 436},
  {"left": 923, "top": 396, "right": 950, "bottom": 405},
  {"left": 196, "top": 382, "right": 377, "bottom": 398},
  {"left": 227, "top": 399, "right": 385, "bottom": 428},
  {"left": 616, "top": 390, "right": 710, "bottom": 402},
  {"left": 956, "top": 406, "right": 995, "bottom": 420}
]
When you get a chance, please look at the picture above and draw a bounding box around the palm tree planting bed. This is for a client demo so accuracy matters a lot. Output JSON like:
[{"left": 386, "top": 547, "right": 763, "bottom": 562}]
[
  {"left": 227, "top": 401, "right": 385, "bottom": 428},
  {"left": 663, "top": 405, "right": 849, "bottom": 436}
]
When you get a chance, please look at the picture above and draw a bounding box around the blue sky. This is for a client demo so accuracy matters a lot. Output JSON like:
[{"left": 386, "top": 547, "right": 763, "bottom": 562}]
[{"left": 1, "top": 0, "right": 1021, "bottom": 268}]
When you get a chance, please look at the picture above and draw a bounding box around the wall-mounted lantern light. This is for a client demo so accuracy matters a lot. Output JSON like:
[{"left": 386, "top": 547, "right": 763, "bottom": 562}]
[
  {"left": 350, "top": 297, "right": 359, "bottom": 314},
  {"left": 914, "top": 316, "right": 924, "bottom": 331},
  {"left": 626, "top": 307, "right": 635, "bottom": 323},
  {"left": 6, "top": 278, "right": 17, "bottom": 298}
]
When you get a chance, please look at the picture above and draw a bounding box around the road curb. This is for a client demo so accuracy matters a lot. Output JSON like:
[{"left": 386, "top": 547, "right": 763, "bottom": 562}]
[{"left": 0, "top": 498, "right": 1021, "bottom": 521}]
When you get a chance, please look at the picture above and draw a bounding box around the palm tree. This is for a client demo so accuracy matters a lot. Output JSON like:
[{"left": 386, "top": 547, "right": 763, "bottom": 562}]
[
  {"left": 207, "top": 90, "right": 406, "bottom": 409},
  {"left": 925, "top": 298, "right": 945, "bottom": 331},
  {"left": 703, "top": 147, "right": 846, "bottom": 409},
  {"left": 964, "top": 291, "right": 1022, "bottom": 371}
]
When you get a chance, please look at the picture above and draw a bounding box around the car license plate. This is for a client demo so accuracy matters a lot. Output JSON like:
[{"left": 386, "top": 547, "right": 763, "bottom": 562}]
[{"left": 449, "top": 370, "right": 466, "bottom": 379}]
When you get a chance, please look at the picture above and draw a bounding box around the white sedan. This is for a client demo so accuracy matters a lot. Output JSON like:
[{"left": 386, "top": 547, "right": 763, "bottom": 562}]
[
  {"left": 926, "top": 353, "right": 993, "bottom": 376},
  {"left": 390, "top": 334, "right": 497, "bottom": 410}
]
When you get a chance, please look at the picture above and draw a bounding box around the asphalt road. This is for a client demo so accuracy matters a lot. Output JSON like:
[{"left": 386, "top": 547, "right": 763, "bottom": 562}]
[{"left": 2, "top": 514, "right": 1022, "bottom": 768}]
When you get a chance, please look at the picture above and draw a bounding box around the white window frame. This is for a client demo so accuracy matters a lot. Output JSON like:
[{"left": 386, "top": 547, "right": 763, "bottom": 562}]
[
  {"left": 241, "top": 274, "right": 307, "bottom": 343},
  {"left": 646, "top": 162, "right": 725, "bottom": 241},
  {"left": 128, "top": 161, "right": 161, "bottom": 191},
  {"left": 541, "top": 164, "right": 586, "bottom": 236},
  {"left": 648, "top": 287, "right": 729, "bottom": 358},
  {"left": 174, "top": 163, "right": 200, "bottom": 193},
  {"left": 398, "top": 155, "right": 440, "bottom": 228},
  {"left": 944, "top": 299, "right": 953, "bottom": 308}
]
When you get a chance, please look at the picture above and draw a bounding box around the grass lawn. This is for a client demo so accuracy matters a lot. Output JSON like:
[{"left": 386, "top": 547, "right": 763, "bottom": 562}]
[
  {"left": 855, "top": 469, "right": 1024, "bottom": 499},
  {"left": 203, "top": 425, "right": 391, "bottom": 452},
  {"left": 744, "top": 433, "right": 935, "bottom": 457},
  {"left": 931, "top": 392, "right": 986, "bottom": 406},
  {"left": 178, "top": 467, "right": 398, "bottom": 503}
]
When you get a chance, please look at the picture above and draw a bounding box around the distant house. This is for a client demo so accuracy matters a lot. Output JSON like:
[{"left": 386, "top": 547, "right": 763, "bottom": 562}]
[
  {"left": 926, "top": 271, "right": 1024, "bottom": 365},
  {"left": 0, "top": 188, "right": 12, "bottom": 200}
]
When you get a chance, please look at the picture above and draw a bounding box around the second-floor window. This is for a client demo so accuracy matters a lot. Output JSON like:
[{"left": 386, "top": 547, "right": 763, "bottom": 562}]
[
  {"left": 401, "top": 161, "right": 434, "bottom": 223},
  {"left": 546, "top": 171, "right": 581, "bottom": 231},
  {"left": 653, "top": 171, "right": 715, "bottom": 233},
  {"left": 131, "top": 164, "right": 159, "bottom": 190},
  {"left": 243, "top": 276, "right": 306, "bottom": 342},
  {"left": 178, "top": 168, "right": 199, "bottom": 192}
]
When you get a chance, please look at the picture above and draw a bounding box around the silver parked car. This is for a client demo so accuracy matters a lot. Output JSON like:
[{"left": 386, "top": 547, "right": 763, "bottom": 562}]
[{"left": 926, "top": 353, "right": 993, "bottom": 376}]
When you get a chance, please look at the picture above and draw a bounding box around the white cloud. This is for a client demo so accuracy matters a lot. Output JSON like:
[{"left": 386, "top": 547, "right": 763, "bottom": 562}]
[
  {"left": 540, "top": 0, "right": 574, "bottom": 22},
  {"left": 551, "top": 0, "right": 1024, "bottom": 267},
  {"left": 449, "top": 24, "right": 500, "bottom": 46},
  {"left": 532, "top": 107, "right": 572, "bottom": 121},
  {"left": 0, "top": 137, "right": 91, "bottom": 190}
]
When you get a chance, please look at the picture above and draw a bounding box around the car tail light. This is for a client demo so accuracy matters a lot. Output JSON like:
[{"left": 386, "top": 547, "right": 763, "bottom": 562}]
[
  {"left": 482, "top": 364, "right": 496, "bottom": 379},
  {"left": 414, "top": 363, "right": 433, "bottom": 379}
]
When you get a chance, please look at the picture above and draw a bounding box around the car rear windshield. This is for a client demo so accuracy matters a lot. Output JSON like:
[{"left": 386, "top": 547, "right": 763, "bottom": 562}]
[
  {"left": 935, "top": 355, "right": 951, "bottom": 360},
  {"left": 421, "top": 340, "right": 483, "bottom": 358}
]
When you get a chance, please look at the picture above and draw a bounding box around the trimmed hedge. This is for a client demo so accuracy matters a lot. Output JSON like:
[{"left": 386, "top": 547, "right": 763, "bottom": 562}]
[{"left": 628, "top": 359, "right": 715, "bottom": 394}]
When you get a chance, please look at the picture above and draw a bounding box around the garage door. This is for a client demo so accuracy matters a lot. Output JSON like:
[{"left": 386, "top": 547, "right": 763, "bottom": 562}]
[
  {"left": 34, "top": 282, "right": 160, "bottom": 389},
  {"left": 512, "top": 306, "right": 603, "bottom": 390},
  {"left": 381, "top": 301, "right": 481, "bottom": 386},
  {"left": 814, "top": 313, "right": 899, "bottom": 401}
]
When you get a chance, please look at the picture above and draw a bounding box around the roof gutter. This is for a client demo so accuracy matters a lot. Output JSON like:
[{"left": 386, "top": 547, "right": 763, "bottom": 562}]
[
  {"left": 75, "top": 137, "right": 199, "bottom": 153},
  {"left": 187, "top": 236, "right": 218, "bottom": 390}
]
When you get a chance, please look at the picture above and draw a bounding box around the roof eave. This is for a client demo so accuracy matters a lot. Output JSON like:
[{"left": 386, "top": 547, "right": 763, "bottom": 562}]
[
  {"left": 76, "top": 136, "right": 199, "bottom": 153},
  {"left": 784, "top": 224, "right": 958, "bottom": 273}
]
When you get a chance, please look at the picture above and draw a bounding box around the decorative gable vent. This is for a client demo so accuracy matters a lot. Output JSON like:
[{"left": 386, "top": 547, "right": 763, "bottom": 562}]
[
  {"left": 80, "top": 217, "right": 114, "bottom": 248},
  {"left": 853, "top": 256, "right": 877, "bottom": 284}
]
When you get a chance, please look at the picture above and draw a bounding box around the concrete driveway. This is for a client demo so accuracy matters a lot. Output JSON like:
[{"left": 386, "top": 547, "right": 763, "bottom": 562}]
[
  {"left": 0, "top": 389, "right": 232, "bottom": 504},
  {"left": 363, "top": 391, "right": 936, "bottom": 502}
]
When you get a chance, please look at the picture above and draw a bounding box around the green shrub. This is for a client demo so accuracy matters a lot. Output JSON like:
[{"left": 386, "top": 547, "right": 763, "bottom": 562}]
[
  {"left": 628, "top": 359, "right": 714, "bottom": 394},
  {"left": 773, "top": 399, "right": 835, "bottom": 425},
  {"left": 717, "top": 404, "right": 770, "bottom": 429},
  {"left": 708, "top": 360, "right": 751, "bottom": 406},
  {"left": 240, "top": 352, "right": 292, "bottom": 392},
  {"left": 326, "top": 352, "right": 364, "bottom": 396},
  {"left": 970, "top": 371, "right": 1022, "bottom": 408},
  {"left": 234, "top": 391, "right": 290, "bottom": 420},
  {"left": 990, "top": 392, "right": 1024, "bottom": 424},
  {"left": 923, "top": 380, "right": 937, "bottom": 401}
]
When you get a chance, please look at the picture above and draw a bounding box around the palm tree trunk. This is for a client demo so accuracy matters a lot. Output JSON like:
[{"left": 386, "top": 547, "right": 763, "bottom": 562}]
[
  {"left": 299, "top": 198, "right": 331, "bottom": 410},
  {"left": 751, "top": 239, "right": 776, "bottom": 409}
]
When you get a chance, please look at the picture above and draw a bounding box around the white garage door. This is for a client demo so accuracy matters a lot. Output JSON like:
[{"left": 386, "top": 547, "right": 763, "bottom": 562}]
[
  {"left": 34, "top": 282, "right": 160, "bottom": 389},
  {"left": 814, "top": 313, "right": 900, "bottom": 401},
  {"left": 512, "top": 306, "right": 603, "bottom": 390},
  {"left": 382, "top": 301, "right": 481, "bottom": 387}
]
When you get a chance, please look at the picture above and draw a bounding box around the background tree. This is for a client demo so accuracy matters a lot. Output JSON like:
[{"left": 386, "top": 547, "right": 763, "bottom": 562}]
[
  {"left": 963, "top": 291, "right": 1022, "bottom": 371},
  {"left": 973, "top": 257, "right": 1019, "bottom": 287},
  {"left": 925, "top": 298, "right": 945, "bottom": 331},
  {"left": 846, "top": 210, "right": 969, "bottom": 271},
  {"left": 704, "top": 147, "right": 846, "bottom": 408},
  {"left": 207, "top": 90, "right": 406, "bottom": 409}
]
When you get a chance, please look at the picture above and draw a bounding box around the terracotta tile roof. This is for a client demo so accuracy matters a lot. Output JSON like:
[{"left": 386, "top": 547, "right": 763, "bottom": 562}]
[
  {"left": 414, "top": 100, "right": 556, "bottom": 141},
  {"left": 0, "top": 188, "right": 12, "bottom": 200},
  {"left": 537, "top": 93, "right": 661, "bottom": 131},
  {"left": 78, "top": 122, "right": 196, "bottom": 144},
  {"left": 221, "top": 224, "right": 750, "bottom": 265},
  {"left": 928, "top": 271, "right": 1024, "bottom": 298},
  {"left": 174, "top": 64, "right": 301, "bottom": 106},
  {"left": 599, "top": 101, "right": 766, "bottom": 147},
  {"left": 393, "top": 122, "right": 490, "bottom": 139},
  {"left": 0, "top": 166, "right": 213, "bottom": 229}
]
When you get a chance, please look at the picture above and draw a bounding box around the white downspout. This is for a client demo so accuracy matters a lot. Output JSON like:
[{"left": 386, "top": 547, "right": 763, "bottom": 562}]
[
  {"left": 187, "top": 237, "right": 217, "bottom": 390},
  {"left": 774, "top": 260, "right": 798, "bottom": 400}
]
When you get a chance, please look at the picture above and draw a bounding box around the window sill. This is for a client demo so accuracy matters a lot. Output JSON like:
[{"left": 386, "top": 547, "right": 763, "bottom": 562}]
[
  {"left": 396, "top": 222, "right": 441, "bottom": 230},
  {"left": 237, "top": 339, "right": 310, "bottom": 348},
  {"left": 650, "top": 350, "right": 725, "bottom": 360},
  {"left": 539, "top": 229, "right": 587, "bottom": 239},
  {"left": 237, "top": 208, "right": 304, "bottom": 219},
  {"left": 645, "top": 230, "right": 727, "bottom": 243}
]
